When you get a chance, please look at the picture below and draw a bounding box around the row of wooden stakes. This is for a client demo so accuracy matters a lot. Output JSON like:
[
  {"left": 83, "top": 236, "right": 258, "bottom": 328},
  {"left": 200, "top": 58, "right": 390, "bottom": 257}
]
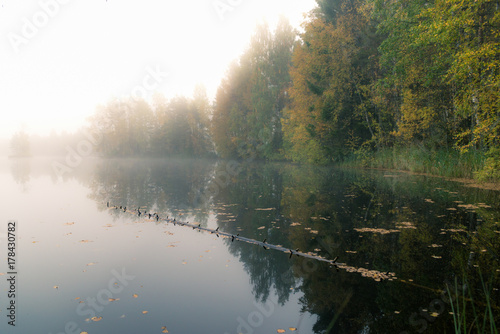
[{"left": 106, "top": 201, "right": 340, "bottom": 270}]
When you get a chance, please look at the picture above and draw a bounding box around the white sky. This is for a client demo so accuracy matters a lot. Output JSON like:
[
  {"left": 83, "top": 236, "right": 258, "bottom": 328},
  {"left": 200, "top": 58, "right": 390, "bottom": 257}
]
[{"left": 0, "top": 0, "right": 317, "bottom": 139}]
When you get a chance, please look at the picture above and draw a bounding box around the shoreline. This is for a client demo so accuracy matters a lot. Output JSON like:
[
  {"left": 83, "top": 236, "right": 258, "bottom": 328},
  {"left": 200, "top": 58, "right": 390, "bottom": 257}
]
[{"left": 342, "top": 165, "right": 500, "bottom": 191}]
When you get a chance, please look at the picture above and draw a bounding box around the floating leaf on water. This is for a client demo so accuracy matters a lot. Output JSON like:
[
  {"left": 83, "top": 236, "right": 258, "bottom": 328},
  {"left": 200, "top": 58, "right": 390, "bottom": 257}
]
[
  {"left": 441, "top": 228, "right": 466, "bottom": 233},
  {"left": 161, "top": 326, "right": 169, "bottom": 333},
  {"left": 394, "top": 311, "right": 400, "bottom": 314},
  {"left": 257, "top": 226, "right": 266, "bottom": 230},
  {"left": 80, "top": 332, "right": 88, "bottom": 334},
  {"left": 457, "top": 204, "right": 479, "bottom": 210},
  {"left": 290, "top": 222, "right": 301, "bottom": 227},
  {"left": 446, "top": 208, "right": 457, "bottom": 211},
  {"left": 80, "top": 240, "right": 93, "bottom": 243},
  {"left": 431, "top": 255, "right": 442, "bottom": 259},
  {"left": 310, "top": 230, "right": 319, "bottom": 234},
  {"left": 289, "top": 328, "right": 297, "bottom": 331},
  {"left": 108, "top": 298, "right": 119, "bottom": 302},
  {"left": 430, "top": 312, "right": 439, "bottom": 317},
  {"left": 64, "top": 222, "right": 75, "bottom": 226},
  {"left": 355, "top": 227, "right": 400, "bottom": 234},
  {"left": 53, "top": 285, "right": 59, "bottom": 289},
  {"left": 396, "top": 222, "right": 417, "bottom": 229},
  {"left": 133, "top": 294, "right": 138, "bottom": 298},
  {"left": 142, "top": 311, "right": 148, "bottom": 314},
  {"left": 255, "top": 208, "right": 274, "bottom": 211},
  {"left": 277, "top": 330, "right": 285, "bottom": 333},
  {"left": 91, "top": 316, "right": 102, "bottom": 322},
  {"left": 345, "top": 250, "right": 357, "bottom": 254}
]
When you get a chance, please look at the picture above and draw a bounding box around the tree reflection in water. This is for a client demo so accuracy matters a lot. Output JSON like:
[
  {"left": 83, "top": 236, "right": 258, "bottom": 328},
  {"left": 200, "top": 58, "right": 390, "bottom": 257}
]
[{"left": 81, "top": 159, "right": 499, "bottom": 333}]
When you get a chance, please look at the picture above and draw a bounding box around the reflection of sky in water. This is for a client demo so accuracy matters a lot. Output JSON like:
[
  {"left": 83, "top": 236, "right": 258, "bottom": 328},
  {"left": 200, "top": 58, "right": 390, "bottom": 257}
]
[
  {"left": 0, "top": 159, "right": 316, "bottom": 334},
  {"left": 1, "top": 157, "right": 499, "bottom": 333}
]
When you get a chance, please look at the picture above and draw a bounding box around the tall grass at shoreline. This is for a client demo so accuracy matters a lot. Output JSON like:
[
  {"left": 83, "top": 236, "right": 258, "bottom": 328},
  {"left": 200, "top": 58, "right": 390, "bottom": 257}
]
[{"left": 341, "top": 147, "right": 488, "bottom": 180}]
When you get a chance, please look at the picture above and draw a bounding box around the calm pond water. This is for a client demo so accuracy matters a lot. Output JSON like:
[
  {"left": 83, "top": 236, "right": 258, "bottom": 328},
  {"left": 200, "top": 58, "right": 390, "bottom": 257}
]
[{"left": 1, "top": 157, "right": 499, "bottom": 334}]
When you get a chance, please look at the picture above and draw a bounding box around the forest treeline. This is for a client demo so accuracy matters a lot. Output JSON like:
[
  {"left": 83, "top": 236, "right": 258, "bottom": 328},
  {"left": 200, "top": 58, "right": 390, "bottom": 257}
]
[
  {"left": 11, "top": 0, "right": 499, "bottom": 180},
  {"left": 87, "top": 85, "right": 213, "bottom": 157},
  {"left": 8, "top": 87, "right": 213, "bottom": 158},
  {"left": 211, "top": 0, "right": 499, "bottom": 179}
]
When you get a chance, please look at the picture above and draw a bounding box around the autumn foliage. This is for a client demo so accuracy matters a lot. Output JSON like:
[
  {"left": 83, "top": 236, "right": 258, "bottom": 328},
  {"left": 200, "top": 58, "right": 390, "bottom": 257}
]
[
  {"left": 214, "top": 0, "right": 499, "bottom": 179},
  {"left": 87, "top": 0, "right": 499, "bottom": 180}
]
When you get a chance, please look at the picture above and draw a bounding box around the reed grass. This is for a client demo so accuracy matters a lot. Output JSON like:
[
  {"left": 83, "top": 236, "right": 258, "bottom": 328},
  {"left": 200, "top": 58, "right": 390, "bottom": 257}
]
[
  {"left": 341, "top": 147, "right": 488, "bottom": 180},
  {"left": 447, "top": 271, "right": 498, "bottom": 334}
]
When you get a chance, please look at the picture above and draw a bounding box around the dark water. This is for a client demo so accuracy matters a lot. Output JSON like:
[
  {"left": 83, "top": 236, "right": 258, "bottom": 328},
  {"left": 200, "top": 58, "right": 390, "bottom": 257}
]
[{"left": 1, "top": 157, "right": 499, "bottom": 334}]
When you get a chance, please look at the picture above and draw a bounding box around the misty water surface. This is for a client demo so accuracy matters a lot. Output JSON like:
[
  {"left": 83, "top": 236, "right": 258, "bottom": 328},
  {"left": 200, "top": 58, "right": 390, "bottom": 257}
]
[{"left": 0, "top": 157, "right": 499, "bottom": 334}]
